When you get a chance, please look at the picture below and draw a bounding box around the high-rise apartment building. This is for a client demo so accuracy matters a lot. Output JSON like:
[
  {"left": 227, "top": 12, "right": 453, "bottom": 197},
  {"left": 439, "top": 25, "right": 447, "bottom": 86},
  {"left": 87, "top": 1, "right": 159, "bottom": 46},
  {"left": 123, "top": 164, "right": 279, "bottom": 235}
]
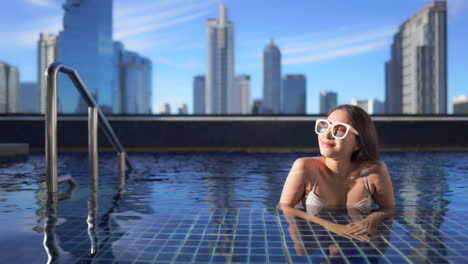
[
  {"left": 282, "top": 75, "right": 306, "bottom": 114},
  {"left": 0, "top": 61, "right": 19, "bottom": 114},
  {"left": 57, "top": 0, "right": 114, "bottom": 113},
  {"left": 20, "top": 82, "right": 39, "bottom": 113},
  {"left": 351, "top": 98, "right": 385, "bottom": 115},
  {"left": 37, "top": 32, "right": 57, "bottom": 114},
  {"left": 385, "top": 32, "right": 402, "bottom": 114},
  {"left": 235, "top": 75, "right": 251, "bottom": 114},
  {"left": 320, "top": 91, "right": 337, "bottom": 114},
  {"left": 263, "top": 40, "right": 281, "bottom": 114},
  {"left": 206, "top": 3, "right": 235, "bottom": 114},
  {"left": 453, "top": 95, "right": 468, "bottom": 114},
  {"left": 193, "top": 75, "right": 205, "bottom": 114},
  {"left": 386, "top": 1, "right": 447, "bottom": 114}
]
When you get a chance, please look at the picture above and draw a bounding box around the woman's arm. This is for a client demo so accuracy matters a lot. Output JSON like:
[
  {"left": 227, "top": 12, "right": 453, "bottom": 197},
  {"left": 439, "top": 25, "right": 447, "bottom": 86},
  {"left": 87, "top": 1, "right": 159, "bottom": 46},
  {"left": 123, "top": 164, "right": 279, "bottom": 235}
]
[
  {"left": 278, "top": 158, "right": 370, "bottom": 241},
  {"left": 278, "top": 157, "right": 310, "bottom": 205},
  {"left": 345, "top": 161, "right": 396, "bottom": 236},
  {"left": 369, "top": 161, "right": 395, "bottom": 209},
  {"left": 278, "top": 157, "right": 333, "bottom": 226},
  {"left": 278, "top": 203, "right": 371, "bottom": 241}
]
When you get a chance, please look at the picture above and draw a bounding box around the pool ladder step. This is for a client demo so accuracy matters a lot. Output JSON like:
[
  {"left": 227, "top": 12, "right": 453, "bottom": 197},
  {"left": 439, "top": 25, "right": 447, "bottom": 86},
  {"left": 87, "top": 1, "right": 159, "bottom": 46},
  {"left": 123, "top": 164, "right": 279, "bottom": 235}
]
[{"left": 57, "top": 174, "right": 78, "bottom": 187}]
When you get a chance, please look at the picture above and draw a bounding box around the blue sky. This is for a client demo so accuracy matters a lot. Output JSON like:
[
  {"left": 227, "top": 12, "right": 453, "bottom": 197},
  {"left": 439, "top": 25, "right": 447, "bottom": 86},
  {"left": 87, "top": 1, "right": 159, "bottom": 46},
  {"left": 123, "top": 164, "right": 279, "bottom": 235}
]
[{"left": 0, "top": 0, "right": 467, "bottom": 114}]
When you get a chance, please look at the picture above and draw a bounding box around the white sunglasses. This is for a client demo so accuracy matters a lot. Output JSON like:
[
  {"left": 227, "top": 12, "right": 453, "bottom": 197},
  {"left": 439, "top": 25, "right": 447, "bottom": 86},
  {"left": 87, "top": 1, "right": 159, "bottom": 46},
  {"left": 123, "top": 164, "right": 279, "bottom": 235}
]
[{"left": 315, "top": 119, "right": 360, "bottom": 139}]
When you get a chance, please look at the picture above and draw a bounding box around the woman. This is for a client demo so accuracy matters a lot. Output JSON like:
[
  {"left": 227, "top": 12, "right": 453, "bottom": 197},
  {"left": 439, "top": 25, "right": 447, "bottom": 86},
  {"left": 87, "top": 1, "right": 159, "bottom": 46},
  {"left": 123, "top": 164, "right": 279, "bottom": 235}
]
[{"left": 278, "top": 104, "right": 395, "bottom": 241}]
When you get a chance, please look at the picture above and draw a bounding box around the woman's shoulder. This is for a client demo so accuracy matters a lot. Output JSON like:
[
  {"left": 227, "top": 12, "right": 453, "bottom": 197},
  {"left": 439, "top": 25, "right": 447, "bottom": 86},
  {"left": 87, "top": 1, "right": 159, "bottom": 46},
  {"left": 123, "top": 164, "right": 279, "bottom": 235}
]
[
  {"left": 292, "top": 156, "right": 321, "bottom": 168},
  {"left": 364, "top": 160, "right": 390, "bottom": 184},
  {"left": 364, "top": 160, "right": 388, "bottom": 174}
]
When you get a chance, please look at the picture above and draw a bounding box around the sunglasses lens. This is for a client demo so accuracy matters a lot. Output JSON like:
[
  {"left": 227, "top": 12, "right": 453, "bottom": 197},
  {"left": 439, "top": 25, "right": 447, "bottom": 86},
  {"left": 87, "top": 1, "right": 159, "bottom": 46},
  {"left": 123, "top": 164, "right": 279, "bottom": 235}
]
[
  {"left": 316, "top": 121, "right": 329, "bottom": 134},
  {"left": 332, "top": 124, "right": 348, "bottom": 138}
]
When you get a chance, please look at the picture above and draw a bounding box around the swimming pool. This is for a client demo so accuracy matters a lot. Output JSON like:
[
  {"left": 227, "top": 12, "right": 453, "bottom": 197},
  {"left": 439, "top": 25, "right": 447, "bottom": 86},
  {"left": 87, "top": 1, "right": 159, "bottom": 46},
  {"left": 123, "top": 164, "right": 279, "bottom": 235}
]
[{"left": 0, "top": 151, "right": 466, "bottom": 263}]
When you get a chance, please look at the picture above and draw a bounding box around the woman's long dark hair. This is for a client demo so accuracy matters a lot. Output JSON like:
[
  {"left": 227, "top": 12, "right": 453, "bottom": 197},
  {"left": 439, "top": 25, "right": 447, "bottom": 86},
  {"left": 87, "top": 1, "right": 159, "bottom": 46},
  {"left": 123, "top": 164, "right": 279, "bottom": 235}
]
[{"left": 328, "top": 104, "right": 380, "bottom": 162}]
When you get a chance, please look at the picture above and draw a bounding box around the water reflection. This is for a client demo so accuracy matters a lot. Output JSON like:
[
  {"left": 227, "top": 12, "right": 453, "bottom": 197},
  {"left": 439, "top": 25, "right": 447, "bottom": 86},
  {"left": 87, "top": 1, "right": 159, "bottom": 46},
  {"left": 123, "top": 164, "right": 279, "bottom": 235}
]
[
  {"left": 19, "top": 152, "right": 465, "bottom": 263},
  {"left": 87, "top": 170, "right": 99, "bottom": 256},
  {"left": 41, "top": 166, "right": 130, "bottom": 263},
  {"left": 201, "top": 159, "right": 239, "bottom": 263},
  {"left": 390, "top": 152, "right": 451, "bottom": 263},
  {"left": 281, "top": 207, "right": 394, "bottom": 263},
  {"left": 43, "top": 192, "right": 59, "bottom": 264}
]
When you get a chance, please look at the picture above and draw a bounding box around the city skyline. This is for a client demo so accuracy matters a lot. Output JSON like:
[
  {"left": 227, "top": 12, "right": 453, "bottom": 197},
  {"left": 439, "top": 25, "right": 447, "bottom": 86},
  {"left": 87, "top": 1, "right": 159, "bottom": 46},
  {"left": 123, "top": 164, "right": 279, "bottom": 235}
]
[{"left": 1, "top": 0, "right": 467, "bottom": 114}]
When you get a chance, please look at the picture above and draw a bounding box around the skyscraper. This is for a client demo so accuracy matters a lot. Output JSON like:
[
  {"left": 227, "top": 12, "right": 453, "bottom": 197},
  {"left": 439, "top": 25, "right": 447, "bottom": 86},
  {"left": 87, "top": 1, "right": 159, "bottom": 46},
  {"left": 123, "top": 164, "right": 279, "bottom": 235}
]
[
  {"left": 320, "top": 91, "right": 338, "bottom": 115},
  {"left": 193, "top": 75, "right": 205, "bottom": 114},
  {"left": 119, "top": 49, "right": 152, "bottom": 114},
  {"left": 57, "top": 0, "right": 114, "bottom": 113},
  {"left": 282, "top": 75, "right": 306, "bottom": 115},
  {"left": 113, "top": 41, "right": 123, "bottom": 114},
  {"left": 263, "top": 40, "right": 281, "bottom": 114},
  {"left": 385, "top": 32, "right": 402, "bottom": 114},
  {"left": 0, "top": 61, "right": 19, "bottom": 114},
  {"left": 206, "top": 3, "right": 235, "bottom": 114},
  {"left": 235, "top": 75, "right": 251, "bottom": 114},
  {"left": 37, "top": 32, "right": 57, "bottom": 114},
  {"left": 386, "top": 1, "right": 447, "bottom": 114},
  {"left": 20, "top": 82, "right": 39, "bottom": 113}
]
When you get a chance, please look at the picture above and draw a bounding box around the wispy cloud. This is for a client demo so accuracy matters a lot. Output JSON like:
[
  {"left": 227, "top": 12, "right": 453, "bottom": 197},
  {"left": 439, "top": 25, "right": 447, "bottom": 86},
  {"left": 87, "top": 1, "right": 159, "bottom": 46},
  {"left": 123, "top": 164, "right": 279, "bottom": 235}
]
[
  {"left": 116, "top": 11, "right": 209, "bottom": 39},
  {"left": 116, "top": 1, "right": 216, "bottom": 29},
  {"left": 114, "top": 0, "right": 216, "bottom": 39},
  {"left": 283, "top": 40, "right": 390, "bottom": 65},
  {"left": 26, "top": 0, "right": 60, "bottom": 9},
  {"left": 282, "top": 29, "right": 395, "bottom": 55},
  {"left": 121, "top": 28, "right": 203, "bottom": 53},
  {"left": 114, "top": 0, "right": 182, "bottom": 19}
]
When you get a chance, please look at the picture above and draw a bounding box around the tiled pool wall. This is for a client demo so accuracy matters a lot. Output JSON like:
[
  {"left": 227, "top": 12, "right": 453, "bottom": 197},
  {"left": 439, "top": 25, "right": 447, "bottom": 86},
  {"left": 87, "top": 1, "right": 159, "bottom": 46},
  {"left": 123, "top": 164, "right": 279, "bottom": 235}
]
[{"left": 1, "top": 116, "right": 467, "bottom": 150}]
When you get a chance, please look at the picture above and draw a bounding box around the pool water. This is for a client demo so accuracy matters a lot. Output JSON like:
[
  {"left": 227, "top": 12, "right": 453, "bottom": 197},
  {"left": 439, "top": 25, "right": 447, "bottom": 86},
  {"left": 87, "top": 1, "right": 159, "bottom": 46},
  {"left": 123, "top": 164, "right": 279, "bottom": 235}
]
[{"left": 0, "top": 151, "right": 467, "bottom": 263}]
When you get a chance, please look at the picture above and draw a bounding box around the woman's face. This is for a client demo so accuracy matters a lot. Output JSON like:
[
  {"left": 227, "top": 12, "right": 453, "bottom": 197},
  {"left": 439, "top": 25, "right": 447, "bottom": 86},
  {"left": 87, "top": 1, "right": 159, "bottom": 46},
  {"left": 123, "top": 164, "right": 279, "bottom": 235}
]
[{"left": 318, "top": 109, "right": 360, "bottom": 159}]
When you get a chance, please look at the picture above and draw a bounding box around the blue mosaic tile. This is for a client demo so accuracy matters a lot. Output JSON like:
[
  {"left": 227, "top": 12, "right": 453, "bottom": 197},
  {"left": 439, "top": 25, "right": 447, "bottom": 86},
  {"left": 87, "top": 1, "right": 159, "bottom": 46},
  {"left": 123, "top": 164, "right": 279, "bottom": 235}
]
[{"left": 249, "top": 255, "right": 267, "bottom": 263}]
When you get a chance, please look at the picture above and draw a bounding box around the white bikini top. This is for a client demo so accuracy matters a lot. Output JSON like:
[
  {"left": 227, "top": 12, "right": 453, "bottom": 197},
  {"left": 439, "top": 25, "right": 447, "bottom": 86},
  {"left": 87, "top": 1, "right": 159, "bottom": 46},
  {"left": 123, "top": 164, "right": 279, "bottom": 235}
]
[{"left": 302, "top": 158, "right": 373, "bottom": 215}]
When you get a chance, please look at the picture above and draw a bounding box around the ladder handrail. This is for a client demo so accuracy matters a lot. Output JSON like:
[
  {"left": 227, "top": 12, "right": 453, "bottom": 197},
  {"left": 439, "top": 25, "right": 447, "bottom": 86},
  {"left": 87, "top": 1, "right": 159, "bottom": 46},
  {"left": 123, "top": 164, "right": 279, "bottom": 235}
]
[{"left": 45, "top": 61, "right": 133, "bottom": 193}]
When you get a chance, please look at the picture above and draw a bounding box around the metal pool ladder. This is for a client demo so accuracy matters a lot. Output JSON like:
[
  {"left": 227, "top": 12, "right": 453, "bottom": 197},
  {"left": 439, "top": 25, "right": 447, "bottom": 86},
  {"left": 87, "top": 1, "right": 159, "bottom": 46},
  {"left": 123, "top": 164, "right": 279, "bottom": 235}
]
[{"left": 45, "top": 62, "right": 133, "bottom": 194}]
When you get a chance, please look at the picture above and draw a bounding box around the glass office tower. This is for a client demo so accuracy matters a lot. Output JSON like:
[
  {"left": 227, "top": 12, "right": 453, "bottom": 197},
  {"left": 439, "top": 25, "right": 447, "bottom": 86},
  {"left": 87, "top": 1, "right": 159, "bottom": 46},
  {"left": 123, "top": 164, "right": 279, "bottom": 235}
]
[
  {"left": 282, "top": 75, "right": 306, "bottom": 114},
  {"left": 320, "top": 91, "right": 337, "bottom": 114},
  {"left": 263, "top": 40, "right": 281, "bottom": 114},
  {"left": 193, "top": 75, "right": 205, "bottom": 114},
  {"left": 57, "top": 0, "right": 114, "bottom": 113}
]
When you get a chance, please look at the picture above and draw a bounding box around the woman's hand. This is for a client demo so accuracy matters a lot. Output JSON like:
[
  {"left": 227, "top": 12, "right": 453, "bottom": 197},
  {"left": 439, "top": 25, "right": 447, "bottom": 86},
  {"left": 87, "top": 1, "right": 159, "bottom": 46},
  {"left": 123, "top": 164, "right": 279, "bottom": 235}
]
[
  {"left": 325, "top": 222, "right": 370, "bottom": 241},
  {"left": 344, "top": 219, "right": 378, "bottom": 238}
]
